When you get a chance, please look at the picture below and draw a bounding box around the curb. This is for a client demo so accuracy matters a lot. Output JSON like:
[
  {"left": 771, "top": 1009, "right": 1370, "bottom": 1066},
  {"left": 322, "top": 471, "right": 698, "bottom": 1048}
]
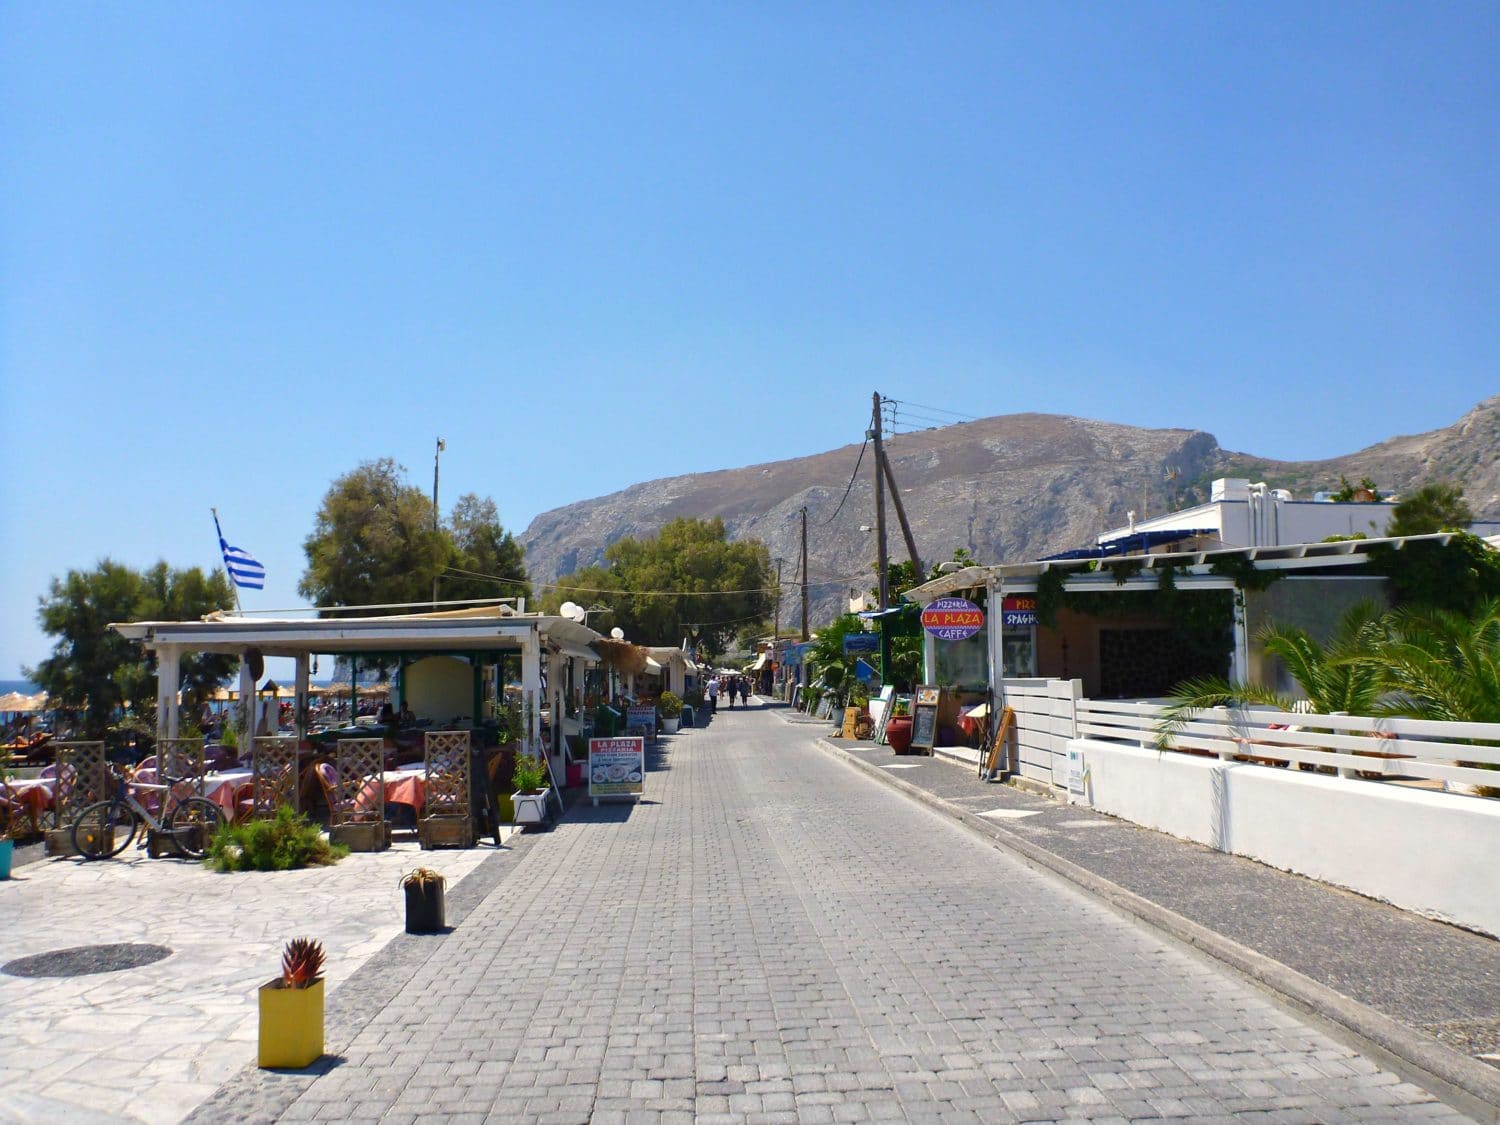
[{"left": 813, "top": 735, "right": 1500, "bottom": 1124}]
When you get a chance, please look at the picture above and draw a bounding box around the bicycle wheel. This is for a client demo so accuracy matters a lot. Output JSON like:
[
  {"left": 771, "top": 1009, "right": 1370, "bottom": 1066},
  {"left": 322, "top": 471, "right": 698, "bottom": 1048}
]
[
  {"left": 72, "top": 801, "right": 139, "bottom": 859},
  {"left": 168, "top": 797, "right": 225, "bottom": 859}
]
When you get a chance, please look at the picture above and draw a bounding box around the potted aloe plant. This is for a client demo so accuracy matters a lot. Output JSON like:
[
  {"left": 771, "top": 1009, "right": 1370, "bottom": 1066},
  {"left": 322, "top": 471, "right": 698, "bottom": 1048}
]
[
  {"left": 0, "top": 764, "right": 14, "bottom": 879},
  {"left": 510, "top": 752, "right": 550, "bottom": 827},
  {"left": 401, "top": 867, "right": 446, "bottom": 933},
  {"left": 258, "top": 937, "right": 325, "bottom": 1069}
]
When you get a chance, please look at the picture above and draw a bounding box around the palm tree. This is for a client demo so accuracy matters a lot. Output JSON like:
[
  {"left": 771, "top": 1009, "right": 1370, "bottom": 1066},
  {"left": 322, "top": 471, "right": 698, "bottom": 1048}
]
[
  {"left": 1363, "top": 598, "right": 1500, "bottom": 724},
  {"left": 1155, "top": 602, "right": 1391, "bottom": 748}
]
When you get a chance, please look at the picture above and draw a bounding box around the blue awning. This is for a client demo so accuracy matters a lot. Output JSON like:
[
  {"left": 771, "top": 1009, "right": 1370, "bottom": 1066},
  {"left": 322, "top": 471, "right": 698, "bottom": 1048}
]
[{"left": 1042, "top": 529, "right": 1219, "bottom": 561}]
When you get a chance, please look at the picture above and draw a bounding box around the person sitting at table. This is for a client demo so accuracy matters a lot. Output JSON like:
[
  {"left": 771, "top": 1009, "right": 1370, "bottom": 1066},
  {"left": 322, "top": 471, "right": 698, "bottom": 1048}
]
[
  {"left": 376, "top": 700, "right": 396, "bottom": 726},
  {"left": 399, "top": 700, "right": 416, "bottom": 727}
]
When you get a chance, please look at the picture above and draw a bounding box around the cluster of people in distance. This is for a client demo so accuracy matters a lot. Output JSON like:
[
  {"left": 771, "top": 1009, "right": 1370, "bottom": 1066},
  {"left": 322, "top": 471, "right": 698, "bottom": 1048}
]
[{"left": 704, "top": 674, "right": 750, "bottom": 711}]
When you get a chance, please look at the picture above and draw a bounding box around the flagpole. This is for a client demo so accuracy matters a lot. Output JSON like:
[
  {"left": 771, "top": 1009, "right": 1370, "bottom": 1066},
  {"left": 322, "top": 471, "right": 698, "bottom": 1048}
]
[{"left": 212, "top": 508, "right": 244, "bottom": 615}]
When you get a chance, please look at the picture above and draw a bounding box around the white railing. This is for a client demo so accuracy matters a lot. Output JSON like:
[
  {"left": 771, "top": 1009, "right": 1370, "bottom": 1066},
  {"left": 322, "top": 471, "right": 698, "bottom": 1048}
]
[
  {"left": 1077, "top": 699, "right": 1500, "bottom": 794},
  {"left": 997, "top": 679, "right": 1081, "bottom": 786}
]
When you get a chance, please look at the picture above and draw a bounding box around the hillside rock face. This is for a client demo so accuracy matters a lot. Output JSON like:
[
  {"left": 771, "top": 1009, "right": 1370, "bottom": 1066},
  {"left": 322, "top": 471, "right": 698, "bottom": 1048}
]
[{"left": 519, "top": 397, "right": 1500, "bottom": 627}]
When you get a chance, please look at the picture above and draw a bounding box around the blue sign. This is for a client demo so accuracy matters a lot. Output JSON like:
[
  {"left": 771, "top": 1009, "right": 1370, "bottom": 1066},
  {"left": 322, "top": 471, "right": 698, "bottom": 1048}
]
[
  {"left": 842, "top": 632, "right": 880, "bottom": 654},
  {"left": 854, "top": 658, "right": 879, "bottom": 683}
]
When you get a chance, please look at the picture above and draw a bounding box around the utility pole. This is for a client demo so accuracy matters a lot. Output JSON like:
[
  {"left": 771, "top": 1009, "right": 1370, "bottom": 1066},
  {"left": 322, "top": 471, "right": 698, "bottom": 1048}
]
[
  {"left": 432, "top": 437, "right": 446, "bottom": 607},
  {"left": 800, "top": 507, "right": 809, "bottom": 642},
  {"left": 772, "top": 557, "right": 784, "bottom": 642},
  {"left": 871, "top": 392, "right": 890, "bottom": 610},
  {"left": 880, "top": 447, "right": 922, "bottom": 579}
]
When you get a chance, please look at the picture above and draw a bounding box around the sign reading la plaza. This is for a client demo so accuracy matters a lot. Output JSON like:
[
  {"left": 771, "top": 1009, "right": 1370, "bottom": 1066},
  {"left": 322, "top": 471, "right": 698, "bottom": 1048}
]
[{"left": 920, "top": 597, "right": 984, "bottom": 641}]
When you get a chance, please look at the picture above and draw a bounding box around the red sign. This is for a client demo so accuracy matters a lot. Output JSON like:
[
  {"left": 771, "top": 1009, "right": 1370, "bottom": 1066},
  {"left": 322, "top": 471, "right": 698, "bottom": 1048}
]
[{"left": 921, "top": 597, "right": 985, "bottom": 641}]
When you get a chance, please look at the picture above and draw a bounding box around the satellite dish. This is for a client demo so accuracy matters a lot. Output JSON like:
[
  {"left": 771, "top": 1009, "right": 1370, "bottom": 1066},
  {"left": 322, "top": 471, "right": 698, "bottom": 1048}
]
[
  {"left": 559, "top": 601, "right": 585, "bottom": 622},
  {"left": 610, "top": 627, "right": 625, "bottom": 640}
]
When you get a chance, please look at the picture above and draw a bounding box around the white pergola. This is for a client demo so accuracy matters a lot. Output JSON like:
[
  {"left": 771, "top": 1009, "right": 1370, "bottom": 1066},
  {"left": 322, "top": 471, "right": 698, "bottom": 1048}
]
[{"left": 110, "top": 606, "right": 602, "bottom": 773}]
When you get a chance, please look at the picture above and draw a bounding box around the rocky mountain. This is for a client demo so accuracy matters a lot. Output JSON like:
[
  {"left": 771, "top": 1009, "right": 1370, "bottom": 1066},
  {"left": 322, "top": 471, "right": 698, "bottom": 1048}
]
[{"left": 519, "top": 396, "right": 1500, "bottom": 627}]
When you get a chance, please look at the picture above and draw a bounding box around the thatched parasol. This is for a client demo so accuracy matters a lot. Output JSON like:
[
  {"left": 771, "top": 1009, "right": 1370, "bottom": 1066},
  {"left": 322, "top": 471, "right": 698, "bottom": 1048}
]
[{"left": 594, "top": 639, "right": 649, "bottom": 676}]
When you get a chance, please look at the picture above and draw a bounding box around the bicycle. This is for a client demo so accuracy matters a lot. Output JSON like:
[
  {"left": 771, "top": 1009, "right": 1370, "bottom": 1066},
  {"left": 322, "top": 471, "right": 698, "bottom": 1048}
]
[{"left": 71, "top": 766, "right": 226, "bottom": 860}]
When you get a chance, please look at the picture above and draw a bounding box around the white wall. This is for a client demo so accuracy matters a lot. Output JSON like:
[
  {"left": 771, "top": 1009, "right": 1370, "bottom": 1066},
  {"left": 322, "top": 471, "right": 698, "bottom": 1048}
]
[
  {"left": 1076, "top": 739, "right": 1500, "bottom": 938},
  {"left": 404, "top": 656, "right": 474, "bottom": 726}
]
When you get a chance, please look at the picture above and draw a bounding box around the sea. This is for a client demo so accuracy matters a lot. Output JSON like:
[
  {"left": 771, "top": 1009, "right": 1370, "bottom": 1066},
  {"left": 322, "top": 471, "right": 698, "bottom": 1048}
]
[{"left": 0, "top": 679, "right": 41, "bottom": 696}]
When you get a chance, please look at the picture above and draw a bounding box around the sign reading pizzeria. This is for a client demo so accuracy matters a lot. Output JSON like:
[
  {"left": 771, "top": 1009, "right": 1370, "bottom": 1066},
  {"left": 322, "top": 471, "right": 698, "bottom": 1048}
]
[
  {"left": 921, "top": 596, "right": 985, "bottom": 641},
  {"left": 589, "top": 736, "right": 645, "bottom": 805},
  {"left": 1001, "top": 594, "right": 1038, "bottom": 628}
]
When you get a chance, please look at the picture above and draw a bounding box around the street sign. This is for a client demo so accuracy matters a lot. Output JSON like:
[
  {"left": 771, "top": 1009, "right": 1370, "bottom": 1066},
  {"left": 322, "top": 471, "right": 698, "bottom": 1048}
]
[
  {"left": 842, "top": 632, "right": 879, "bottom": 653},
  {"left": 921, "top": 597, "right": 984, "bottom": 641}
]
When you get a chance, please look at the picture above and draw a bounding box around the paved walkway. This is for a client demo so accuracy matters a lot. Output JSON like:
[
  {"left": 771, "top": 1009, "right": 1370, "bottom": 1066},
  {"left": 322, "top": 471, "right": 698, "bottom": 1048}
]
[
  {"left": 188, "top": 704, "right": 1481, "bottom": 1122},
  {"left": 0, "top": 831, "right": 494, "bottom": 1124}
]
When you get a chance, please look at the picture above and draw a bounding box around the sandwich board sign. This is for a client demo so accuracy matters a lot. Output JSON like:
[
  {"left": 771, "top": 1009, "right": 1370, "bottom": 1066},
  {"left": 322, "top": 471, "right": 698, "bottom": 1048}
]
[
  {"left": 910, "top": 684, "right": 941, "bottom": 752},
  {"left": 589, "top": 736, "right": 645, "bottom": 805}
]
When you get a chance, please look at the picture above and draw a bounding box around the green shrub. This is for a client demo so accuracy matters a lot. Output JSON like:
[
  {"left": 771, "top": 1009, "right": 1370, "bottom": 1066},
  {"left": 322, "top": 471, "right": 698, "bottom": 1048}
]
[
  {"left": 657, "top": 691, "right": 683, "bottom": 719},
  {"left": 206, "top": 805, "right": 348, "bottom": 872},
  {"left": 512, "top": 752, "right": 547, "bottom": 793}
]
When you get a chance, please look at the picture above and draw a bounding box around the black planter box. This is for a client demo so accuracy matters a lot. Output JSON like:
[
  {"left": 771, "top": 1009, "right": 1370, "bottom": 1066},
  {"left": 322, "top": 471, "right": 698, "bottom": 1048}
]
[{"left": 404, "top": 881, "right": 445, "bottom": 933}]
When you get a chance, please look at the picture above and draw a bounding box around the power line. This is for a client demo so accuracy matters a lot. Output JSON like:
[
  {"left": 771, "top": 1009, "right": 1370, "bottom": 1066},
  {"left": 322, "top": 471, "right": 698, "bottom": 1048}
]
[
  {"left": 442, "top": 565, "right": 779, "bottom": 599},
  {"left": 820, "top": 437, "right": 869, "bottom": 526}
]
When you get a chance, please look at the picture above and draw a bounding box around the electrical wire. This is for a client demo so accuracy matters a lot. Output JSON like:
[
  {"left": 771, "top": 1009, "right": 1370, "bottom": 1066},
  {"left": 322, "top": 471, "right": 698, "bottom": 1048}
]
[
  {"left": 820, "top": 437, "right": 869, "bottom": 526},
  {"left": 442, "top": 565, "right": 779, "bottom": 599}
]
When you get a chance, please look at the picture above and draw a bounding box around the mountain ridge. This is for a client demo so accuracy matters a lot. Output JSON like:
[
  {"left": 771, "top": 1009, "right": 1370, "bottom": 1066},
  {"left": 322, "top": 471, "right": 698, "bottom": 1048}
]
[{"left": 519, "top": 397, "right": 1500, "bottom": 625}]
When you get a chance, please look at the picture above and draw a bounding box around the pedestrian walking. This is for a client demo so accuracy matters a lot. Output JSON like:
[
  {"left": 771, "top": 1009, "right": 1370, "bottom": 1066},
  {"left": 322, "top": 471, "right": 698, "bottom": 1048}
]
[
  {"left": 707, "top": 676, "right": 719, "bottom": 712},
  {"left": 739, "top": 679, "right": 749, "bottom": 707}
]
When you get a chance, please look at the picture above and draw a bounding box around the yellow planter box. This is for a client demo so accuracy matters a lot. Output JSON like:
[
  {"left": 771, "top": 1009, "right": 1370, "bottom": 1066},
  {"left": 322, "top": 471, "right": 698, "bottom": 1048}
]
[{"left": 258, "top": 977, "right": 324, "bottom": 1068}]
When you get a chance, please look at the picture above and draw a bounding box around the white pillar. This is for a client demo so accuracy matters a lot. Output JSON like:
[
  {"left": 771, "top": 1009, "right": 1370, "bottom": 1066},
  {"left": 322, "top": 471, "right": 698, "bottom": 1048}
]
[
  {"left": 988, "top": 577, "right": 1004, "bottom": 702},
  {"left": 238, "top": 659, "right": 255, "bottom": 740},
  {"left": 922, "top": 631, "right": 936, "bottom": 686},
  {"left": 520, "top": 628, "right": 542, "bottom": 755},
  {"left": 1229, "top": 588, "right": 1250, "bottom": 686},
  {"left": 156, "top": 644, "right": 181, "bottom": 740}
]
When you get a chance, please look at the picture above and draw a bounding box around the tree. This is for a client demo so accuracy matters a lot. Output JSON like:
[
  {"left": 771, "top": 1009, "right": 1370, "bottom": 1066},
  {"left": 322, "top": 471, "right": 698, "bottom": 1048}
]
[
  {"left": 1386, "top": 482, "right": 1473, "bottom": 538},
  {"left": 1154, "top": 602, "right": 1392, "bottom": 748},
  {"left": 300, "top": 458, "right": 505, "bottom": 610},
  {"left": 29, "top": 560, "right": 236, "bottom": 738},
  {"left": 442, "top": 493, "right": 532, "bottom": 604},
  {"left": 1365, "top": 599, "right": 1500, "bottom": 724},
  {"left": 547, "top": 518, "right": 772, "bottom": 655}
]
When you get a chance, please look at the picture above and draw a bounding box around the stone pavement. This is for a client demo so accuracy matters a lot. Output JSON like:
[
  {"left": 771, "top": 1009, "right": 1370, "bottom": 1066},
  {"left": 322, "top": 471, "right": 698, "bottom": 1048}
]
[
  {"left": 806, "top": 713, "right": 1500, "bottom": 1120},
  {"left": 0, "top": 830, "right": 495, "bottom": 1124},
  {"left": 190, "top": 702, "right": 1482, "bottom": 1122}
]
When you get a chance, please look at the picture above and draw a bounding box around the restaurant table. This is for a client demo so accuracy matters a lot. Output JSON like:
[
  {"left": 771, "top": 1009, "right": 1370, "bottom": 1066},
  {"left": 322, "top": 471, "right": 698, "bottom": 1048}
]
[
  {"left": 379, "top": 767, "right": 426, "bottom": 817},
  {"left": 198, "top": 769, "right": 255, "bottom": 817}
]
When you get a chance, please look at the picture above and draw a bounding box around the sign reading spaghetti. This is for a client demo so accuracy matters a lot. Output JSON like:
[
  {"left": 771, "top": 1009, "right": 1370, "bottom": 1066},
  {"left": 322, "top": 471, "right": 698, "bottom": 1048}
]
[
  {"left": 589, "top": 736, "right": 645, "bottom": 802},
  {"left": 921, "top": 597, "right": 985, "bottom": 641}
]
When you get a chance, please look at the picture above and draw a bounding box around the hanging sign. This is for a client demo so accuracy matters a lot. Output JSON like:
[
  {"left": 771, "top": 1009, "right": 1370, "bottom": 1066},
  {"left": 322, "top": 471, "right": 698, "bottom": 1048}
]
[
  {"left": 589, "top": 736, "right": 645, "bottom": 803},
  {"left": 1002, "top": 594, "right": 1038, "bottom": 628},
  {"left": 921, "top": 597, "right": 984, "bottom": 641},
  {"left": 842, "top": 632, "right": 879, "bottom": 654}
]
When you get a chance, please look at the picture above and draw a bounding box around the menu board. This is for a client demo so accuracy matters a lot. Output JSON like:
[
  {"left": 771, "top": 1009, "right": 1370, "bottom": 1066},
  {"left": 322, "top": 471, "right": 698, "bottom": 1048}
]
[
  {"left": 589, "top": 736, "right": 645, "bottom": 803},
  {"left": 910, "top": 684, "right": 941, "bottom": 752},
  {"left": 626, "top": 704, "right": 657, "bottom": 739}
]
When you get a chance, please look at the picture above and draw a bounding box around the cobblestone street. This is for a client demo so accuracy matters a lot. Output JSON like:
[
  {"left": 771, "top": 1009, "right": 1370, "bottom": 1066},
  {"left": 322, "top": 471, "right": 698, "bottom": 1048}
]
[{"left": 209, "top": 704, "right": 1471, "bottom": 1123}]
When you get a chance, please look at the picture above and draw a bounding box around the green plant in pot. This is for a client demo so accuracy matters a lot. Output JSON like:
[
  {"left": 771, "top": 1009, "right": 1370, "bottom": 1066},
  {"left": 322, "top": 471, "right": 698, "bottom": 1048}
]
[
  {"left": 658, "top": 691, "right": 683, "bottom": 733},
  {"left": 259, "top": 937, "right": 326, "bottom": 1069},
  {"left": 400, "top": 867, "right": 447, "bottom": 934},
  {"left": 510, "top": 752, "right": 550, "bottom": 827}
]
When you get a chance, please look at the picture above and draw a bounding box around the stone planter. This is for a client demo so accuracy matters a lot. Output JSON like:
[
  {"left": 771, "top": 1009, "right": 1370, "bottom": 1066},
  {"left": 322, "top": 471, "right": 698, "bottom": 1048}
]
[
  {"left": 512, "top": 788, "right": 551, "bottom": 826},
  {"left": 661, "top": 717, "right": 680, "bottom": 734}
]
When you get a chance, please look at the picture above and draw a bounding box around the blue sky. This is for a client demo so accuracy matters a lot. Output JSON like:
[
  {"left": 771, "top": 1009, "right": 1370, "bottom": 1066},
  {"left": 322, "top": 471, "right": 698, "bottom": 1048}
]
[{"left": 2, "top": 3, "right": 1496, "bottom": 678}]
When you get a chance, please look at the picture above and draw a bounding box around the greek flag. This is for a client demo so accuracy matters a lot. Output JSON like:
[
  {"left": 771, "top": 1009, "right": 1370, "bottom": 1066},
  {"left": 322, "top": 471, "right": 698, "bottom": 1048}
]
[{"left": 213, "top": 511, "right": 265, "bottom": 590}]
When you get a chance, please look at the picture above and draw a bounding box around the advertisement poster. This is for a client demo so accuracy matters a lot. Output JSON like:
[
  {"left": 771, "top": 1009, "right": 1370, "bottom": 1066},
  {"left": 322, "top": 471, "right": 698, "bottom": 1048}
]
[
  {"left": 1002, "top": 594, "right": 1038, "bottom": 628},
  {"left": 589, "top": 736, "right": 645, "bottom": 803},
  {"left": 626, "top": 704, "right": 657, "bottom": 738}
]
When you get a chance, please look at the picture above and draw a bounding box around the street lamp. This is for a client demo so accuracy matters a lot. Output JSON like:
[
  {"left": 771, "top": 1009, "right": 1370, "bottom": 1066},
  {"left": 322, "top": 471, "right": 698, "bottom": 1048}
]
[{"left": 432, "top": 437, "right": 446, "bottom": 607}]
